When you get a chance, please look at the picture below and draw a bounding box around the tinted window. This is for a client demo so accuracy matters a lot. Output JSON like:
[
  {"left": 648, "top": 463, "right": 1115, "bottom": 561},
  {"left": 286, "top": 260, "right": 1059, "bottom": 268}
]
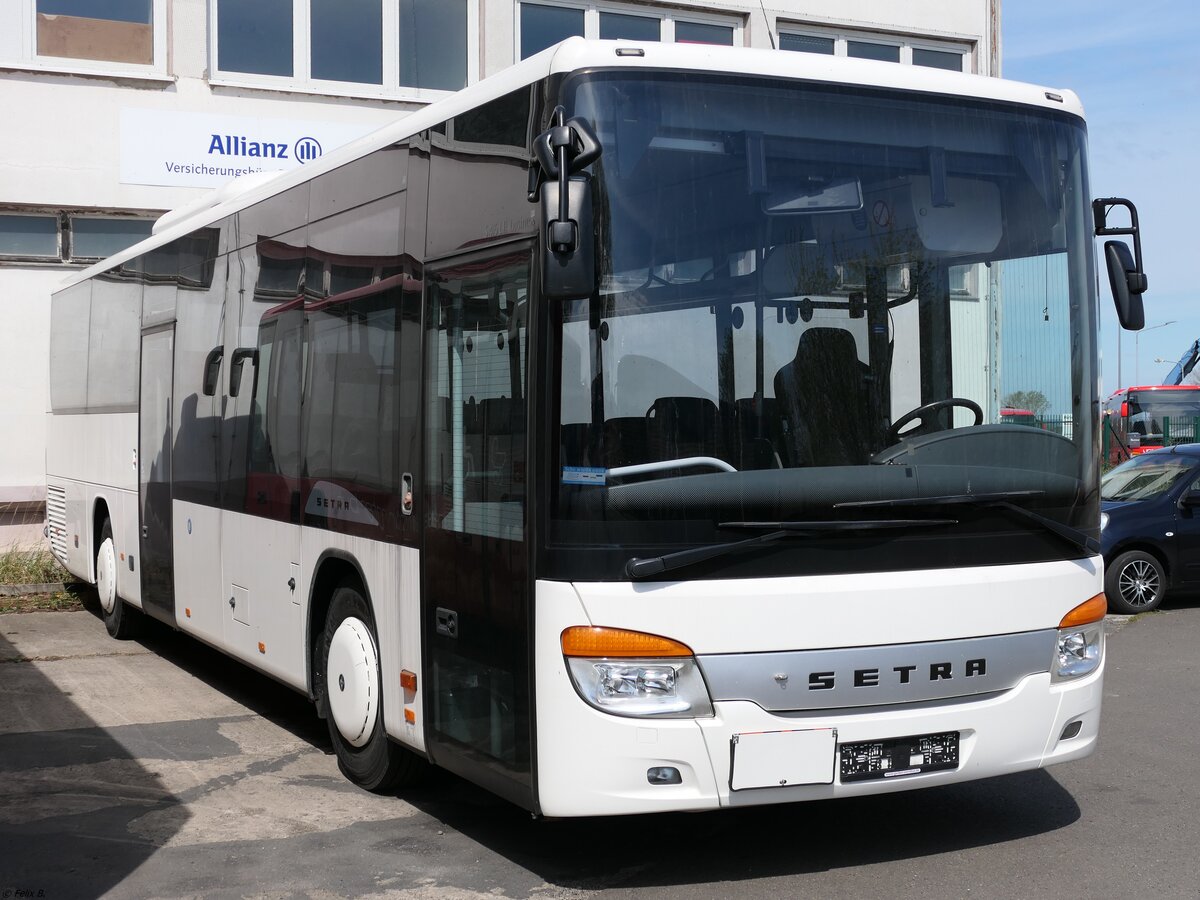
[
  {"left": 38, "top": 0, "right": 149, "bottom": 22},
  {"left": 780, "top": 33, "right": 834, "bottom": 54},
  {"left": 399, "top": 0, "right": 467, "bottom": 90},
  {"left": 848, "top": 40, "right": 900, "bottom": 62},
  {"left": 599, "top": 12, "right": 659, "bottom": 41},
  {"left": 675, "top": 21, "right": 733, "bottom": 46},
  {"left": 0, "top": 215, "right": 58, "bottom": 257},
  {"left": 71, "top": 217, "right": 153, "bottom": 259},
  {"left": 913, "top": 48, "right": 963, "bottom": 71},
  {"left": 453, "top": 87, "right": 531, "bottom": 148},
  {"left": 520, "top": 3, "right": 583, "bottom": 59},
  {"left": 218, "top": 0, "right": 293, "bottom": 76},
  {"left": 311, "top": 0, "right": 381, "bottom": 84}
]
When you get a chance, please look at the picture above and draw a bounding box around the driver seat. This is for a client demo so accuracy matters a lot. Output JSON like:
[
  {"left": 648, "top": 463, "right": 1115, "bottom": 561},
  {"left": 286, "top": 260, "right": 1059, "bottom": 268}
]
[{"left": 773, "top": 328, "right": 877, "bottom": 466}]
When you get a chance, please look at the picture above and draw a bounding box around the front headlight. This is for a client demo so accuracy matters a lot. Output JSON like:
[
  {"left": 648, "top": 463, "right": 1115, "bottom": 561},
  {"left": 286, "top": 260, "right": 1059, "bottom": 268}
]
[
  {"left": 1052, "top": 623, "right": 1103, "bottom": 681},
  {"left": 562, "top": 626, "right": 714, "bottom": 718},
  {"left": 1051, "top": 594, "right": 1106, "bottom": 682},
  {"left": 1100, "top": 512, "right": 1109, "bottom": 531}
]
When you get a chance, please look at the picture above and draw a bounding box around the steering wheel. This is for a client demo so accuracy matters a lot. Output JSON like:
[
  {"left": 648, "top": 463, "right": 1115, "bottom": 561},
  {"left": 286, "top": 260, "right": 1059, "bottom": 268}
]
[{"left": 887, "top": 398, "right": 983, "bottom": 444}]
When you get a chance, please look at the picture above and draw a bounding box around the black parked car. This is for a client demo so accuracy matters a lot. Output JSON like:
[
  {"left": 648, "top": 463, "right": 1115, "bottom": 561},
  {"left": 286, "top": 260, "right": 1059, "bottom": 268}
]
[{"left": 1101, "top": 444, "right": 1200, "bottom": 613}]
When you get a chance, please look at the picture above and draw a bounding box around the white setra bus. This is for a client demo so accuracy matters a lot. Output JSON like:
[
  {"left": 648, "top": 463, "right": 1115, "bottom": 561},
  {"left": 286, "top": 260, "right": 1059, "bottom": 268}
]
[{"left": 47, "top": 39, "right": 1149, "bottom": 817}]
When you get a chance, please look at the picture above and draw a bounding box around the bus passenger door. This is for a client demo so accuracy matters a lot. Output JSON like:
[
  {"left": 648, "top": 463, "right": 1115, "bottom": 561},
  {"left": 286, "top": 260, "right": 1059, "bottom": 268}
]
[
  {"left": 422, "top": 248, "right": 534, "bottom": 809},
  {"left": 139, "top": 324, "right": 176, "bottom": 625}
]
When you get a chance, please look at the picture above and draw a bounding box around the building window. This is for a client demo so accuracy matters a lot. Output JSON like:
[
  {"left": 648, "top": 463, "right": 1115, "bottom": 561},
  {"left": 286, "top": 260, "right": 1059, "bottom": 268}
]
[
  {"left": 0, "top": 212, "right": 153, "bottom": 263},
  {"left": 518, "top": 2, "right": 740, "bottom": 60},
  {"left": 312, "top": 0, "right": 381, "bottom": 84},
  {"left": 36, "top": 0, "right": 152, "bottom": 65},
  {"left": 779, "top": 33, "right": 833, "bottom": 55},
  {"left": 399, "top": 0, "right": 467, "bottom": 91},
  {"left": 779, "top": 24, "right": 969, "bottom": 72},
  {"left": 70, "top": 217, "right": 154, "bottom": 260},
  {"left": 598, "top": 11, "right": 658, "bottom": 42},
  {"left": 212, "top": 0, "right": 473, "bottom": 99},
  {"left": 913, "top": 47, "right": 964, "bottom": 71},
  {"left": 674, "top": 21, "right": 733, "bottom": 46},
  {"left": 218, "top": 0, "right": 294, "bottom": 77},
  {"left": 847, "top": 40, "right": 900, "bottom": 63},
  {"left": 0, "top": 0, "right": 167, "bottom": 74},
  {"left": 0, "top": 214, "right": 60, "bottom": 258},
  {"left": 520, "top": 4, "right": 584, "bottom": 58}
]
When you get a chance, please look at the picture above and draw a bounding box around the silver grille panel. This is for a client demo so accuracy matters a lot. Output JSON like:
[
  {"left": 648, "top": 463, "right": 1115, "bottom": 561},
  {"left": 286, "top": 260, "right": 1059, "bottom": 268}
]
[
  {"left": 698, "top": 630, "right": 1057, "bottom": 712},
  {"left": 46, "top": 486, "right": 68, "bottom": 562}
]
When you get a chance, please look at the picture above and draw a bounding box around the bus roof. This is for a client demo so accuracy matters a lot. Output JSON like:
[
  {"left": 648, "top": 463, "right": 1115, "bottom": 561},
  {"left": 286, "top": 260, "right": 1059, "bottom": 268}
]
[
  {"left": 58, "top": 38, "right": 1086, "bottom": 293},
  {"left": 1109, "top": 385, "right": 1200, "bottom": 397}
]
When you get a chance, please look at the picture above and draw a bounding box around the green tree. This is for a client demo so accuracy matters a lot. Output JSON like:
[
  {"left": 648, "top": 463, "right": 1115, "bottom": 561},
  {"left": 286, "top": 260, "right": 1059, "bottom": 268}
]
[{"left": 1003, "top": 390, "right": 1050, "bottom": 415}]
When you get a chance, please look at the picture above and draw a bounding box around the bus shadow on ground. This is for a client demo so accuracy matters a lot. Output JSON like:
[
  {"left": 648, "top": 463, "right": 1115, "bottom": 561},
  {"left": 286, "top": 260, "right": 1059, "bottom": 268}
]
[
  {"left": 400, "top": 762, "right": 1079, "bottom": 890},
  {"left": 78, "top": 592, "right": 332, "bottom": 755},
  {"left": 0, "top": 627, "right": 188, "bottom": 897}
]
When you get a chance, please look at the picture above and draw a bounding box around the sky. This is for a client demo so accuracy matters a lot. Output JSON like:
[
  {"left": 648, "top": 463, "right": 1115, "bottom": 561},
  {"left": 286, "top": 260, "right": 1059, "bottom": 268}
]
[{"left": 1002, "top": 1, "right": 1200, "bottom": 393}]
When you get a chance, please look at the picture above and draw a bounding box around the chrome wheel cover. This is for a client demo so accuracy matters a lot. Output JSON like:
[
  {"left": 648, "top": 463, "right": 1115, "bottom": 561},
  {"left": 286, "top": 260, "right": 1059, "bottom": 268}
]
[{"left": 1118, "top": 558, "right": 1161, "bottom": 609}]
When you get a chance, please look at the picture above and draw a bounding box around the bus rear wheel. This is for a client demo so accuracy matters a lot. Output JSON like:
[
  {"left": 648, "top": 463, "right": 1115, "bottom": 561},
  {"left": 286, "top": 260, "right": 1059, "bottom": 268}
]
[
  {"left": 97, "top": 520, "right": 142, "bottom": 640},
  {"left": 317, "top": 582, "right": 424, "bottom": 792}
]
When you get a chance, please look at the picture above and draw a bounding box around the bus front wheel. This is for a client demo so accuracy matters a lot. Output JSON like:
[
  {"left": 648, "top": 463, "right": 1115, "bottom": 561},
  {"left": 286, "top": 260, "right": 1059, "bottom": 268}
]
[
  {"left": 318, "top": 581, "right": 424, "bottom": 792},
  {"left": 98, "top": 520, "right": 142, "bottom": 640}
]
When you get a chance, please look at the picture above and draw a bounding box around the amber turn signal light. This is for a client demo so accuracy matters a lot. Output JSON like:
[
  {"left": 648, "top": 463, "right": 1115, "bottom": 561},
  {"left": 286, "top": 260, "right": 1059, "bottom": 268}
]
[
  {"left": 561, "top": 626, "right": 694, "bottom": 658},
  {"left": 1059, "top": 593, "right": 1107, "bottom": 628}
]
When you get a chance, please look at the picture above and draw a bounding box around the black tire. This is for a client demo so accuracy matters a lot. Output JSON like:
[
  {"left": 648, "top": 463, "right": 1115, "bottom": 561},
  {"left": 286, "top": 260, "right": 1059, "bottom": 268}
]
[
  {"left": 316, "top": 581, "right": 426, "bottom": 792},
  {"left": 1104, "top": 550, "right": 1166, "bottom": 614},
  {"left": 97, "top": 520, "right": 142, "bottom": 640}
]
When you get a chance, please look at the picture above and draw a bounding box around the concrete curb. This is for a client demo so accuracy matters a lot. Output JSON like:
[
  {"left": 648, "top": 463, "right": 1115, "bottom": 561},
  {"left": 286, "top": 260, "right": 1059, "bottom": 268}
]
[{"left": 0, "top": 583, "right": 67, "bottom": 597}]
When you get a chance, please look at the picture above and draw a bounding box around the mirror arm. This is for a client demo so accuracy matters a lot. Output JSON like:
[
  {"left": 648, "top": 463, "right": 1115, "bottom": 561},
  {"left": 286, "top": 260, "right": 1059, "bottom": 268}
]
[{"left": 1094, "top": 197, "right": 1148, "bottom": 291}]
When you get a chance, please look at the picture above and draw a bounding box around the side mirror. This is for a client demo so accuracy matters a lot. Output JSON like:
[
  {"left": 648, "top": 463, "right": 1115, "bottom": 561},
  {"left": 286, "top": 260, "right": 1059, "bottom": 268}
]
[
  {"left": 530, "top": 106, "right": 601, "bottom": 301},
  {"left": 202, "top": 345, "right": 224, "bottom": 396},
  {"left": 1094, "top": 197, "right": 1148, "bottom": 331},
  {"left": 228, "top": 347, "right": 259, "bottom": 398},
  {"left": 1178, "top": 489, "right": 1200, "bottom": 509},
  {"left": 1105, "top": 241, "right": 1145, "bottom": 331}
]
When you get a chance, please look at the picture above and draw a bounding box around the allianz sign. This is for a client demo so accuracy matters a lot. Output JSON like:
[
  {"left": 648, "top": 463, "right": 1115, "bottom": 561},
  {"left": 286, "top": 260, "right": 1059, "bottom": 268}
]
[{"left": 207, "top": 134, "right": 323, "bottom": 164}]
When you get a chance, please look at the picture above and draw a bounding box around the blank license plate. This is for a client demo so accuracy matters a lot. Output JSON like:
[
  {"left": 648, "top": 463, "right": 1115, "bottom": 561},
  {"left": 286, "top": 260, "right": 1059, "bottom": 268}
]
[{"left": 730, "top": 728, "right": 837, "bottom": 790}]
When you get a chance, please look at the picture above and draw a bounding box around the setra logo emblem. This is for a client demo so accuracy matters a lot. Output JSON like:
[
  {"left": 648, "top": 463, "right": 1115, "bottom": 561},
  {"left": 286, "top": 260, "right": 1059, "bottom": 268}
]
[{"left": 294, "top": 136, "right": 322, "bottom": 164}]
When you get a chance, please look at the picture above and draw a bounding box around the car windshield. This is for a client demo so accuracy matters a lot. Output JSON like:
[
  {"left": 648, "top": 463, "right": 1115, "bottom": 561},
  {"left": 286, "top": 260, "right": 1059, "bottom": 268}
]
[
  {"left": 545, "top": 72, "right": 1099, "bottom": 579},
  {"left": 1102, "top": 455, "right": 1195, "bottom": 501}
]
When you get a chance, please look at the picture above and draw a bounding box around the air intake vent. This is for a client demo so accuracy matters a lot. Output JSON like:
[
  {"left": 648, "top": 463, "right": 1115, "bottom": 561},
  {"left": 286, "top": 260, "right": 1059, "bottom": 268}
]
[{"left": 46, "top": 486, "right": 68, "bottom": 562}]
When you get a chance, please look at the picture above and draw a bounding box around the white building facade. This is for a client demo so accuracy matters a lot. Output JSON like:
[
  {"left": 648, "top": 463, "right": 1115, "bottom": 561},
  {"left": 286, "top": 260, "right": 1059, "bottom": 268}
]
[{"left": 0, "top": 0, "right": 999, "bottom": 545}]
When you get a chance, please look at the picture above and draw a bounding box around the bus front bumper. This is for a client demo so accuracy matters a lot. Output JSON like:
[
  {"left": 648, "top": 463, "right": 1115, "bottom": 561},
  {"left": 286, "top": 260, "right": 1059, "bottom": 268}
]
[{"left": 535, "top": 663, "right": 1103, "bottom": 818}]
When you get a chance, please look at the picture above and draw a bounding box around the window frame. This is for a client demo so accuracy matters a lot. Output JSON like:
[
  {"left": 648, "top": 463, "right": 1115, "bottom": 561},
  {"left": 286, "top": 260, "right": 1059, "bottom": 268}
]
[
  {"left": 0, "top": 0, "right": 169, "bottom": 79},
  {"left": 776, "top": 21, "right": 973, "bottom": 73},
  {"left": 209, "top": 0, "right": 480, "bottom": 103},
  {"left": 516, "top": 0, "right": 742, "bottom": 60}
]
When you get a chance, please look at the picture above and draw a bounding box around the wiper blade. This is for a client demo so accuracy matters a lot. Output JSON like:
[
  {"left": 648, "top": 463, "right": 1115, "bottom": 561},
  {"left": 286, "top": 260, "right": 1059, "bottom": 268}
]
[
  {"left": 625, "top": 518, "right": 956, "bottom": 580},
  {"left": 836, "top": 491, "right": 1098, "bottom": 554}
]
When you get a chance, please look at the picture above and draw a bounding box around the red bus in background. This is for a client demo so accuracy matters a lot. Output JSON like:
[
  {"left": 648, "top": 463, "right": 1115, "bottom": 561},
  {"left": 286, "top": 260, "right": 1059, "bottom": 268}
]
[
  {"left": 1103, "top": 385, "right": 1200, "bottom": 463},
  {"left": 1000, "top": 407, "right": 1038, "bottom": 426}
]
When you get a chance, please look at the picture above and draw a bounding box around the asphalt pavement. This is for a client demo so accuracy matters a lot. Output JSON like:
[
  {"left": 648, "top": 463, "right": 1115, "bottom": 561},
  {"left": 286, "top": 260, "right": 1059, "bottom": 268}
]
[{"left": 1, "top": 596, "right": 1198, "bottom": 900}]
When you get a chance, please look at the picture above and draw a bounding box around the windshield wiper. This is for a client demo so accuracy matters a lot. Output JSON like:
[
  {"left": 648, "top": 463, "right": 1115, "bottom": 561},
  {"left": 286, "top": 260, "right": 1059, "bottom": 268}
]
[
  {"left": 835, "top": 491, "right": 1099, "bottom": 554},
  {"left": 625, "top": 518, "right": 957, "bottom": 580}
]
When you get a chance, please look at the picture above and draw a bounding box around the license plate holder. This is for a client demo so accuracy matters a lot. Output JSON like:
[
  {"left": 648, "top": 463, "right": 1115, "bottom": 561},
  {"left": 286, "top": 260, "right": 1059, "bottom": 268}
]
[
  {"left": 839, "top": 731, "right": 960, "bottom": 782},
  {"left": 730, "top": 728, "right": 837, "bottom": 790}
]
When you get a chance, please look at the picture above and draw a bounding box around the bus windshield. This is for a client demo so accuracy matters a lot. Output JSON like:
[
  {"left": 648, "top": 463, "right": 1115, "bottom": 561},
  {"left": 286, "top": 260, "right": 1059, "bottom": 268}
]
[
  {"left": 1127, "top": 390, "right": 1200, "bottom": 444},
  {"left": 548, "top": 73, "right": 1097, "bottom": 579}
]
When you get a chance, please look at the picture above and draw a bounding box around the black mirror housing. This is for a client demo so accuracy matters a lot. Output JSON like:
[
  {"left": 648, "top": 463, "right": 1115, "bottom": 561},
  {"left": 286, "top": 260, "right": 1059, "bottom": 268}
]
[
  {"left": 228, "top": 347, "right": 259, "bottom": 398},
  {"left": 1105, "top": 241, "right": 1145, "bottom": 331},
  {"left": 1094, "top": 197, "right": 1148, "bottom": 331},
  {"left": 540, "top": 176, "right": 595, "bottom": 301},
  {"left": 202, "top": 345, "right": 224, "bottom": 396}
]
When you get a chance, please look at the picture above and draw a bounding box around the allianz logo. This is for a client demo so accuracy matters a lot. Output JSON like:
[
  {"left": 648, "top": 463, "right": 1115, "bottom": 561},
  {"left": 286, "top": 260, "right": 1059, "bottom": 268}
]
[{"left": 207, "top": 134, "right": 323, "bottom": 164}]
